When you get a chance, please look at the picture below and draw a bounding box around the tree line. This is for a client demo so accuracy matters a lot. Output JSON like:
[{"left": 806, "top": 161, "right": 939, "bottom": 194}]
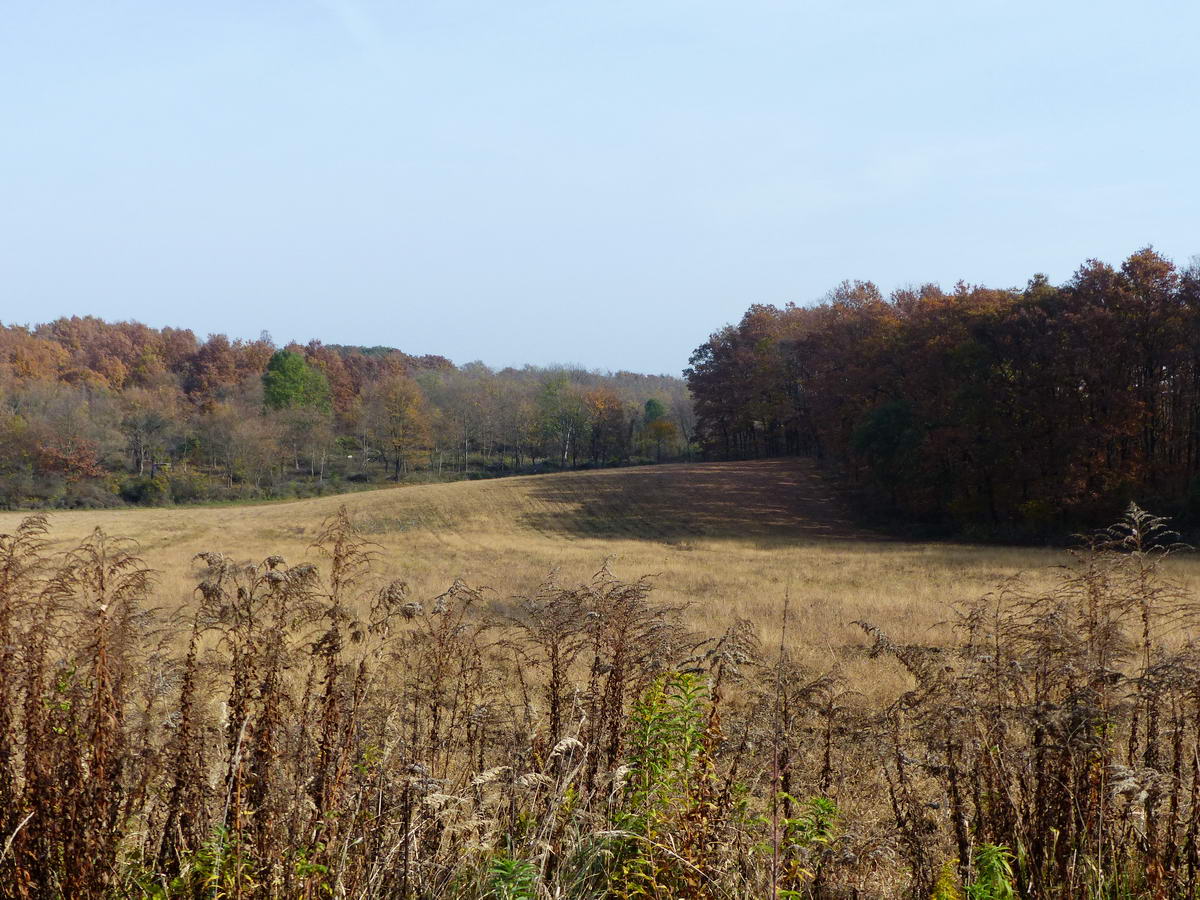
[
  {"left": 686, "top": 247, "right": 1200, "bottom": 536},
  {"left": 0, "top": 316, "right": 694, "bottom": 508}
]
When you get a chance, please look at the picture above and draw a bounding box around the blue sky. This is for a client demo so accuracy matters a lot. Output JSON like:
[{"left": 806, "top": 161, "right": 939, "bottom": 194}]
[{"left": 2, "top": 1, "right": 1197, "bottom": 375}]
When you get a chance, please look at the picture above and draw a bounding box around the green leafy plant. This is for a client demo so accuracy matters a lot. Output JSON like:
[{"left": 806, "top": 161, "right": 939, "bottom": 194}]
[
  {"left": 485, "top": 854, "right": 539, "bottom": 900},
  {"left": 134, "top": 828, "right": 262, "bottom": 899},
  {"left": 965, "top": 844, "right": 1016, "bottom": 900},
  {"left": 623, "top": 672, "right": 708, "bottom": 825},
  {"left": 769, "top": 794, "right": 841, "bottom": 895},
  {"left": 611, "top": 672, "right": 731, "bottom": 899},
  {"left": 781, "top": 794, "right": 838, "bottom": 849}
]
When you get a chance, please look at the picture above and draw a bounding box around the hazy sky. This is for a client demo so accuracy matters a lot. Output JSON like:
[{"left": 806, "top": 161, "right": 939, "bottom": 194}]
[{"left": 2, "top": 1, "right": 1197, "bottom": 375}]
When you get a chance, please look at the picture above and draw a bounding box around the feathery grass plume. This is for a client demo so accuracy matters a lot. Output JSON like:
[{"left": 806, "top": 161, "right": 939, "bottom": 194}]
[
  {"left": 0, "top": 516, "right": 49, "bottom": 848},
  {"left": 580, "top": 563, "right": 694, "bottom": 792},
  {"left": 3, "top": 527, "right": 154, "bottom": 898},
  {"left": 502, "top": 575, "right": 591, "bottom": 746}
]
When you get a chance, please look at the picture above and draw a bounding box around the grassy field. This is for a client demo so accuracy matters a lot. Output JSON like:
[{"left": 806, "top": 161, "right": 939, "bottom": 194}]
[
  {"left": 8, "top": 459, "right": 1200, "bottom": 897},
  {"left": 3, "top": 457, "right": 1167, "bottom": 702}
]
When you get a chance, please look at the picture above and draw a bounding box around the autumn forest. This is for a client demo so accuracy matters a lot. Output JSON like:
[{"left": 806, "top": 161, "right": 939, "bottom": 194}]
[
  {"left": 0, "top": 319, "right": 692, "bottom": 509},
  {"left": 3, "top": 247, "right": 1199, "bottom": 539},
  {"left": 686, "top": 247, "right": 1200, "bottom": 537}
]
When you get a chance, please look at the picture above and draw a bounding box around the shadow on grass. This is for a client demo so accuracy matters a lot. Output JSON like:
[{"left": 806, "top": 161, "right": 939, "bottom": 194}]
[{"left": 515, "top": 458, "right": 885, "bottom": 543}]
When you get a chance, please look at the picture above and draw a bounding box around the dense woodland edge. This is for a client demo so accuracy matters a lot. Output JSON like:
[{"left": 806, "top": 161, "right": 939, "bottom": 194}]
[{"left": 686, "top": 247, "right": 1200, "bottom": 540}]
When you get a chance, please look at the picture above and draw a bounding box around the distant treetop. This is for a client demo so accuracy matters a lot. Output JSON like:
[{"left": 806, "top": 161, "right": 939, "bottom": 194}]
[{"left": 262, "top": 349, "right": 332, "bottom": 411}]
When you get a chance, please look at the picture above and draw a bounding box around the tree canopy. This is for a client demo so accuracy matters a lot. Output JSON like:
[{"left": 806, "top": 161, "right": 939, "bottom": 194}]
[
  {"left": 0, "top": 319, "right": 689, "bottom": 508},
  {"left": 262, "top": 350, "right": 332, "bottom": 411},
  {"left": 686, "top": 247, "right": 1200, "bottom": 536}
]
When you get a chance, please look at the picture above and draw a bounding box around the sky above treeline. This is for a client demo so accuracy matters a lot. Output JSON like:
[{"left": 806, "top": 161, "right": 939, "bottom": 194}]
[{"left": 2, "top": 1, "right": 1197, "bottom": 376}]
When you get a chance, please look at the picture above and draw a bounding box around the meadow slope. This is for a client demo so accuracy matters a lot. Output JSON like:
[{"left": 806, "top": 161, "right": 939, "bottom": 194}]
[{"left": 2, "top": 458, "right": 1189, "bottom": 700}]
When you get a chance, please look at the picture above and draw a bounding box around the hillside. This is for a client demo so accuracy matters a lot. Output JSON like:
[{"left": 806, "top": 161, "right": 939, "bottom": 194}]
[
  {"left": 0, "top": 458, "right": 1097, "bottom": 701},
  {"left": 0, "top": 458, "right": 863, "bottom": 547}
]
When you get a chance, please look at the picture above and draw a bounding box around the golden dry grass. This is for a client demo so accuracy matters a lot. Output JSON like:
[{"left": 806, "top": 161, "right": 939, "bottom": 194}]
[{"left": 5, "top": 459, "right": 1199, "bottom": 701}]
